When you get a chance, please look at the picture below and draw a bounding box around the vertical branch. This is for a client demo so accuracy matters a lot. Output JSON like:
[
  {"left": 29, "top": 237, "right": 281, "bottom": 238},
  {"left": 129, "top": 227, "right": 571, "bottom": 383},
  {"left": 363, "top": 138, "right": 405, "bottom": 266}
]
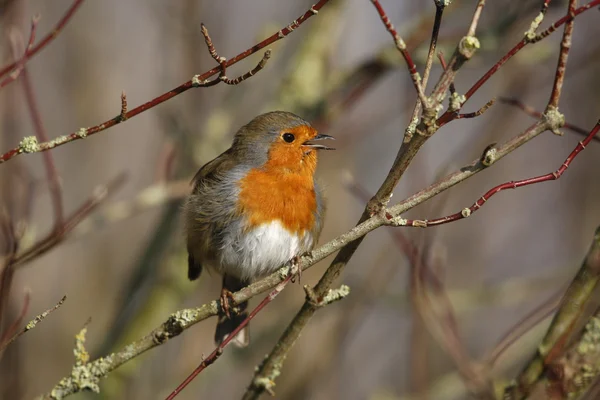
[
  {"left": 0, "top": 0, "right": 85, "bottom": 80},
  {"left": 21, "top": 69, "right": 64, "bottom": 227},
  {"left": 504, "top": 227, "right": 600, "bottom": 399},
  {"left": 547, "top": 0, "right": 577, "bottom": 110},
  {"left": 406, "top": 3, "right": 445, "bottom": 138},
  {"left": 466, "top": 0, "right": 486, "bottom": 37},
  {"left": 369, "top": 0, "right": 427, "bottom": 104}
]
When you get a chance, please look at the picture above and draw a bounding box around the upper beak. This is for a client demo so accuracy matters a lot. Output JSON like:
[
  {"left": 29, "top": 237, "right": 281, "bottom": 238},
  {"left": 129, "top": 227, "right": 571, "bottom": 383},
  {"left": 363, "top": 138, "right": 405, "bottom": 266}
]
[{"left": 302, "top": 134, "right": 335, "bottom": 150}]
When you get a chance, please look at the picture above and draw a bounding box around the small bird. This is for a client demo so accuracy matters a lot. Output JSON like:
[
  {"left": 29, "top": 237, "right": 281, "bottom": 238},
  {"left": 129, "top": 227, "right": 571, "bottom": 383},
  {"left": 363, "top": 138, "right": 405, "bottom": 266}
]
[{"left": 184, "top": 111, "right": 334, "bottom": 347}]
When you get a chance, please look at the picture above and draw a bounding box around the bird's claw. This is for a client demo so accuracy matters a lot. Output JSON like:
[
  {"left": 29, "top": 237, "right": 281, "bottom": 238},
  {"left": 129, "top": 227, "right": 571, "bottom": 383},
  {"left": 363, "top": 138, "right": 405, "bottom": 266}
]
[
  {"left": 289, "top": 254, "right": 308, "bottom": 284},
  {"left": 219, "top": 288, "right": 236, "bottom": 319}
]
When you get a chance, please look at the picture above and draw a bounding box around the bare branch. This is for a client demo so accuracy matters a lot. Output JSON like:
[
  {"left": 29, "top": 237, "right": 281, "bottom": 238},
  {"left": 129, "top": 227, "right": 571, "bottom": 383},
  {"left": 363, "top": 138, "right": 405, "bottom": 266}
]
[
  {"left": 369, "top": 0, "right": 428, "bottom": 105},
  {"left": 165, "top": 275, "right": 295, "bottom": 399},
  {"left": 0, "top": 0, "right": 84, "bottom": 81},
  {"left": 504, "top": 226, "right": 600, "bottom": 399},
  {"left": 499, "top": 97, "right": 599, "bottom": 142},
  {"left": 0, "top": 295, "right": 66, "bottom": 353},
  {"left": 0, "top": 0, "right": 332, "bottom": 164},
  {"left": 0, "top": 16, "right": 39, "bottom": 89}
]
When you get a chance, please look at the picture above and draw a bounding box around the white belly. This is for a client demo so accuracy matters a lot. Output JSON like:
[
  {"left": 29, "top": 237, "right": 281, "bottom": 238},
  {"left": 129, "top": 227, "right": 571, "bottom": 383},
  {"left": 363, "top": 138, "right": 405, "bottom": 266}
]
[{"left": 220, "top": 220, "right": 313, "bottom": 281}]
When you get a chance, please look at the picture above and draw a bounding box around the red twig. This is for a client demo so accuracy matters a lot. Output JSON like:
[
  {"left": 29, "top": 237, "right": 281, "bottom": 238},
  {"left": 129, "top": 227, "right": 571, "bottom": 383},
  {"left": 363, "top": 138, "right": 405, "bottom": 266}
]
[
  {"left": 0, "top": 16, "right": 39, "bottom": 89},
  {"left": 200, "top": 23, "right": 272, "bottom": 86},
  {"left": 0, "top": 0, "right": 84, "bottom": 80},
  {"left": 499, "top": 97, "right": 599, "bottom": 143},
  {"left": 369, "top": 0, "right": 427, "bottom": 104},
  {"left": 466, "top": 0, "right": 487, "bottom": 37},
  {"left": 437, "top": 0, "right": 600, "bottom": 127},
  {"left": 437, "top": 51, "right": 456, "bottom": 95},
  {"left": 165, "top": 275, "right": 294, "bottom": 400},
  {"left": 484, "top": 290, "right": 562, "bottom": 367},
  {"left": 0, "top": 0, "right": 332, "bottom": 164},
  {"left": 0, "top": 290, "right": 30, "bottom": 351},
  {"left": 401, "top": 120, "right": 600, "bottom": 228},
  {"left": 21, "top": 68, "right": 64, "bottom": 226},
  {"left": 12, "top": 174, "right": 126, "bottom": 268},
  {"left": 120, "top": 91, "right": 127, "bottom": 121},
  {"left": 455, "top": 97, "right": 496, "bottom": 120}
]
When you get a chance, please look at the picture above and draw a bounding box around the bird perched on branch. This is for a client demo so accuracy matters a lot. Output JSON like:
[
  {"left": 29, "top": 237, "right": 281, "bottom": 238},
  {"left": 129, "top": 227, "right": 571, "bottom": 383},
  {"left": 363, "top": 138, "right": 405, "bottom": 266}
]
[{"left": 184, "top": 111, "right": 334, "bottom": 347}]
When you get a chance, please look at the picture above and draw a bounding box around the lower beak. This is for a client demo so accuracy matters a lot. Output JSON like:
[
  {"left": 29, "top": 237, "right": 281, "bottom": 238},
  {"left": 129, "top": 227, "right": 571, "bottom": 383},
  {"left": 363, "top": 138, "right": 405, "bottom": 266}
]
[{"left": 302, "top": 134, "right": 335, "bottom": 150}]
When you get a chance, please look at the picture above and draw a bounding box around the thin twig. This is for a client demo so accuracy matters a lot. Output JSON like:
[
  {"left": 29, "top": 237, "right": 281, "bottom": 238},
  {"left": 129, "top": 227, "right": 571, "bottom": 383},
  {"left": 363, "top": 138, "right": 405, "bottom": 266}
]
[
  {"left": 0, "top": 0, "right": 332, "bottom": 164},
  {"left": 119, "top": 91, "right": 127, "bottom": 121},
  {"left": 546, "top": 0, "right": 577, "bottom": 110},
  {"left": 406, "top": 3, "right": 446, "bottom": 141},
  {"left": 399, "top": 120, "right": 600, "bottom": 228},
  {"left": 466, "top": 0, "right": 487, "bottom": 38},
  {"left": 0, "top": 16, "right": 39, "bottom": 89},
  {"left": 12, "top": 174, "right": 126, "bottom": 268},
  {"left": 37, "top": 109, "right": 599, "bottom": 399},
  {"left": 455, "top": 97, "right": 495, "bottom": 120},
  {"left": 437, "top": 51, "right": 456, "bottom": 95},
  {"left": 437, "top": 0, "right": 599, "bottom": 127},
  {"left": 165, "top": 275, "right": 294, "bottom": 400},
  {"left": 369, "top": 0, "right": 428, "bottom": 105},
  {"left": 484, "top": 290, "right": 563, "bottom": 367},
  {"left": 0, "top": 290, "right": 30, "bottom": 352},
  {"left": 199, "top": 23, "right": 271, "bottom": 86},
  {"left": 0, "top": 295, "right": 66, "bottom": 353},
  {"left": 21, "top": 68, "right": 64, "bottom": 226},
  {"left": 499, "top": 96, "right": 599, "bottom": 142},
  {"left": 0, "top": 0, "right": 82, "bottom": 82}
]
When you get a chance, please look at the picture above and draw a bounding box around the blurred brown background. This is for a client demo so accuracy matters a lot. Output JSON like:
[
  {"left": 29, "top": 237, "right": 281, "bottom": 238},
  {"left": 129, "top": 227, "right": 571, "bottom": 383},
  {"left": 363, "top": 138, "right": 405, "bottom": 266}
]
[{"left": 1, "top": 0, "right": 599, "bottom": 399}]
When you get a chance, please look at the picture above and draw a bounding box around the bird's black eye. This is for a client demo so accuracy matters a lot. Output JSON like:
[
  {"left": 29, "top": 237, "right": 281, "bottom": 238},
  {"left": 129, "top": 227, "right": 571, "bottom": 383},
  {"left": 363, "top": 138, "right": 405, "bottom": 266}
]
[{"left": 282, "top": 133, "right": 295, "bottom": 143}]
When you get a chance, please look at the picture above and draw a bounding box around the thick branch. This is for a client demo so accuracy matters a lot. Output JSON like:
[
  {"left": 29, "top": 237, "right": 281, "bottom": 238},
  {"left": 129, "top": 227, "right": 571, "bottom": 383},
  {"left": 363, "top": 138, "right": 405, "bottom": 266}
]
[
  {"left": 504, "top": 226, "right": 600, "bottom": 399},
  {"left": 37, "top": 110, "right": 598, "bottom": 398}
]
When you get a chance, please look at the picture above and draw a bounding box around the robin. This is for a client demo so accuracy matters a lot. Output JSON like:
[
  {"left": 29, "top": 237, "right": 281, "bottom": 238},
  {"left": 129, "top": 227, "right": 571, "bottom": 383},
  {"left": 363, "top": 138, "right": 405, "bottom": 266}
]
[{"left": 184, "top": 111, "right": 334, "bottom": 347}]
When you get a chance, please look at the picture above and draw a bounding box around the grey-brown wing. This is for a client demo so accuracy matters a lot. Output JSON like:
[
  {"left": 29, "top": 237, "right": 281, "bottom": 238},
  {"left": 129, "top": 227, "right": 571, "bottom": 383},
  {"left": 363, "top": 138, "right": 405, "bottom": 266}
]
[
  {"left": 185, "top": 149, "right": 241, "bottom": 280},
  {"left": 310, "top": 179, "right": 326, "bottom": 245}
]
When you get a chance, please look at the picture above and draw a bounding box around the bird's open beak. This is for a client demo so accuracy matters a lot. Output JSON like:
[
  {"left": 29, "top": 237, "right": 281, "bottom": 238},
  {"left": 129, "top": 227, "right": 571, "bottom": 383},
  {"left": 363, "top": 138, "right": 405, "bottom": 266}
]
[{"left": 302, "top": 134, "right": 335, "bottom": 150}]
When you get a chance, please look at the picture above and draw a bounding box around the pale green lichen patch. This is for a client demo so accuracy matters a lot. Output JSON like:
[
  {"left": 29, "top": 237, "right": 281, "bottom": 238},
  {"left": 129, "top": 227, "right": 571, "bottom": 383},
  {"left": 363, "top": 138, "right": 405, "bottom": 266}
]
[
  {"left": 19, "top": 136, "right": 40, "bottom": 153},
  {"left": 77, "top": 128, "right": 88, "bottom": 138},
  {"left": 404, "top": 116, "right": 419, "bottom": 143},
  {"left": 253, "top": 377, "right": 276, "bottom": 395},
  {"left": 48, "top": 329, "right": 113, "bottom": 399},
  {"left": 391, "top": 215, "right": 407, "bottom": 226},
  {"left": 577, "top": 317, "right": 600, "bottom": 355},
  {"left": 544, "top": 106, "right": 565, "bottom": 135},
  {"left": 192, "top": 74, "right": 207, "bottom": 87},
  {"left": 322, "top": 285, "right": 350, "bottom": 305},
  {"left": 449, "top": 92, "right": 466, "bottom": 112},
  {"left": 482, "top": 146, "right": 498, "bottom": 167},
  {"left": 171, "top": 308, "right": 200, "bottom": 327},
  {"left": 278, "top": 265, "right": 291, "bottom": 280},
  {"left": 394, "top": 36, "right": 407, "bottom": 51},
  {"left": 525, "top": 12, "right": 544, "bottom": 42},
  {"left": 74, "top": 327, "right": 90, "bottom": 366},
  {"left": 50, "top": 136, "right": 69, "bottom": 147},
  {"left": 459, "top": 36, "right": 480, "bottom": 59}
]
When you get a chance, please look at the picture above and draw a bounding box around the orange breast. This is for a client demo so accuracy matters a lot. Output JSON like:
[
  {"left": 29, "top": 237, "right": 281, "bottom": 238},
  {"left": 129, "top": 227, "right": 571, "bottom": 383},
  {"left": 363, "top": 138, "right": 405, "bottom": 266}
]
[{"left": 238, "top": 167, "right": 317, "bottom": 234}]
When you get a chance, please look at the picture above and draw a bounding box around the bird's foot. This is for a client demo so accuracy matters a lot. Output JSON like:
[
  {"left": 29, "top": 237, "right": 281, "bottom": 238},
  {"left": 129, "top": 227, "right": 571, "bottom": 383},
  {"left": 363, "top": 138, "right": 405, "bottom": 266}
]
[
  {"left": 219, "top": 288, "right": 236, "bottom": 320},
  {"left": 289, "top": 253, "right": 308, "bottom": 284}
]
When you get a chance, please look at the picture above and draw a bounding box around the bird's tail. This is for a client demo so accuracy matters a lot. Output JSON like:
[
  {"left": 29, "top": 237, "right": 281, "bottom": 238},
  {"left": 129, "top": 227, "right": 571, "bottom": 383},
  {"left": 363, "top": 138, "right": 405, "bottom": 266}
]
[{"left": 215, "top": 274, "right": 250, "bottom": 347}]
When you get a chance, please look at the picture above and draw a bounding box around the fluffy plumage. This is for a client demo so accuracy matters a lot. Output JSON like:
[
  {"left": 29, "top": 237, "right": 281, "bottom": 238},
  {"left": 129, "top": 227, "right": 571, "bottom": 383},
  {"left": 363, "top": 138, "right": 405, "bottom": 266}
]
[{"left": 184, "top": 111, "right": 330, "bottom": 347}]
